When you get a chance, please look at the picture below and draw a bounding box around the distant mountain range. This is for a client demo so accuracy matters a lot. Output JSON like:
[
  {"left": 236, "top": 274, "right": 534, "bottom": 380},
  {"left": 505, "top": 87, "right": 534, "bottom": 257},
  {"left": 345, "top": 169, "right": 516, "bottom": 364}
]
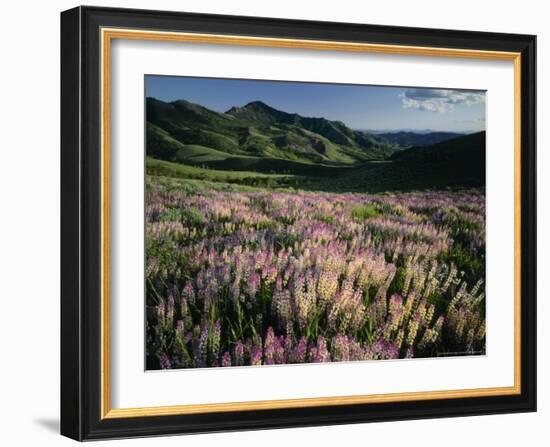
[
  {"left": 146, "top": 97, "right": 485, "bottom": 192},
  {"left": 364, "top": 128, "right": 468, "bottom": 134},
  {"left": 376, "top": 131, "right": 465, "bottom": 148}
]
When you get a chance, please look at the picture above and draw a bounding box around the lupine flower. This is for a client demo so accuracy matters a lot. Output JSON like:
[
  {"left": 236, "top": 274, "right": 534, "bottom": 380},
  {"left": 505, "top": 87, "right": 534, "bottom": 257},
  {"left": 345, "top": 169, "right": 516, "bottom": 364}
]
[
  {"left": 211, "top": 320, "right": 221, "bottom": 361},
  {"left": 195, "top": 324, "right": 208, "bottom": 368},
  {"left": 159, "top": 354, "right": 171, "bottom": 369},
  {"left": 234, "top": 340, "right": 245, "bottom": 366},
  {"left": 264, "top": 327, "right": 285, "bottom": 364},
  {"left": 166, "top": 293, "right": 175, "bottom": 326},
  {"left": 247, "top": 272, "right": 261, "bottom": 297},
  {"left": 288, "top": 336, "right": 308, "bottom": 363},
  {"left": 146, "top": 183, "right": 486, "bottom": 369},
  {"left": 221, "top": 351, "right": 232, "bottom": 367},
  {"left": 310, "top": 336, "right": 330, "bottom": 363},
  {"left": 156, "top": 300, "right": 165, "bottom": 322},
  {"left": 250, "top": 345, "right": 263, "bottom": 366},
  {"left": 331, "top": 334, "right": 351, "bottom": 362}
]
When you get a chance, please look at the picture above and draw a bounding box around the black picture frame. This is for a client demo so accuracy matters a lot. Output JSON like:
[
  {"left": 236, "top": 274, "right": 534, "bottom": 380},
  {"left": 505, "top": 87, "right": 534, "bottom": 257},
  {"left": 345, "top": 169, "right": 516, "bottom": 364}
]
[{"left": 61, "top": 5, "right": 536, "bottom": 441}]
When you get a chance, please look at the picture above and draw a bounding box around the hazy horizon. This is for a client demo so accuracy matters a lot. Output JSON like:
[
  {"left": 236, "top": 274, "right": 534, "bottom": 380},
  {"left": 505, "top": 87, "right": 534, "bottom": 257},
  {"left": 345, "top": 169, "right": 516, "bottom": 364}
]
[{"left": 146, "top": 75, "right": 486, "bottom": 133}]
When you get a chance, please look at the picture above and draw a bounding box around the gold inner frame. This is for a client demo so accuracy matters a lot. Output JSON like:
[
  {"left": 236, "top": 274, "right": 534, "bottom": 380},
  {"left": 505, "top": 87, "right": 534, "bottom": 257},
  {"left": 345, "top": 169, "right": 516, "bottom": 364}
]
[{"left": 100, "top": 27, "right": 522, "bottom": 419}]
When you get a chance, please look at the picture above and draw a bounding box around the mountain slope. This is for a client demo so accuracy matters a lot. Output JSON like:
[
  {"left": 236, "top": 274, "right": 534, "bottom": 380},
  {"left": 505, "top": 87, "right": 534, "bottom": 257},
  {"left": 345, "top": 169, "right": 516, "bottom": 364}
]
[
  {"left": 146, "top": 98, "right": 396, "bottom": 171},
  {"left": 226, "top": 101, "right": 384, "bottom": 148},
  {"left": 313, "top": 132, "right": 485, "bottom": 192}
]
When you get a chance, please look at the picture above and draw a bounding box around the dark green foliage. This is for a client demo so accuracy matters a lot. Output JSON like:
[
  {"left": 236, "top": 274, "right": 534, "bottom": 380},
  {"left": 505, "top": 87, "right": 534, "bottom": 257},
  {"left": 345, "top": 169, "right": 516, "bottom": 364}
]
[
  {"left": 198, "top": 156, "right": 353, "bottom": 177},
  {"left": 310, "top": 132, "right": 486, "bottom": 193}
]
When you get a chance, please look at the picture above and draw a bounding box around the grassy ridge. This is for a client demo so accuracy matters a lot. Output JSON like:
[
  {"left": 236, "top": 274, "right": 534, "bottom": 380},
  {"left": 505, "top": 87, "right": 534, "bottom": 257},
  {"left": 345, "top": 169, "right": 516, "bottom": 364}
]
[
  {"left": 147, "top": 97, "right": 396, "bottom": 168},
  {"left": 147, "top": 131, "right": 485, "bottom": 193},
  {"left": 309, "top": 132, "right": 486, "bottom": 193},
  {"left": 146, "top": 96, "right": 485, "bottom": 193}
]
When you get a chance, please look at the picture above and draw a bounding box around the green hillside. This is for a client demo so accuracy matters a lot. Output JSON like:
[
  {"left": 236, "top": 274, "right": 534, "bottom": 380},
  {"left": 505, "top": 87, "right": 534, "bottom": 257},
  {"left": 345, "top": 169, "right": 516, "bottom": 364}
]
[
  {"left": 146, "top": 97, "right": 485, "bottom": 193},
  {"left": 146, "top": 97, "right": 396, "bottom": 173},
  {"left": 313, "top": 132, "right": 486, "bottom": 192}
]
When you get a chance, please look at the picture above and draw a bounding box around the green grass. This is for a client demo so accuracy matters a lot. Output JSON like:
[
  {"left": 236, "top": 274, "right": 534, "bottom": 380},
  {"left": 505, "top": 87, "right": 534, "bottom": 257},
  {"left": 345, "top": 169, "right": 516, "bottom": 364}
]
[
  {"left": 147, "top": 174, "right": 284, "bottom": 194},
  {"left": 174, "top": 144, "right": 238, "bottom": 163},
  {"left": 196, "top": 156, "right": 353, "bottom": 177},
  {"left": 351, "top": 204, "right": 383, "bottom": 220},
  {"left": 146, "top": 157, "right": 305, "bottom": 189}
]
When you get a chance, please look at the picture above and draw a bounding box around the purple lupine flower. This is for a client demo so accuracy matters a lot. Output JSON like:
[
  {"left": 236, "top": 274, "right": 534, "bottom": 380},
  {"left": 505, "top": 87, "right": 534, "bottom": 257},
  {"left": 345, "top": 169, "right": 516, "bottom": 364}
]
[
  {"left": 195, "top": 324, "right": 208, "bottom": 368},
  {"left": 250, "top": 345, "right": 263, "bottom": 366},
  {"left": 247, "top": 271, "right": 261, "bottom": 297},
  {"left": 289, "top": 336, "right": 308, "bottom": 364},
  {"left": 331, "top": 334, "right": 350, "bottom": 362},
  {"left": 367, "top": 339, "right": 399, "bottom": 360},
  {"left": 234, "top": 340, "right": 245, "bottom": 366},
  {"left": 310, "top": 336, "right": 330, "bottom": 363},
  {"left": 182, "top": 282, "right": 195, "bottom": 306},
  {"left": 349, "top": 339, "right": 365, "bottom": 361},
  {"left": 264, "top": 327, "right": 285, "bottom": 364},
  {"left": 146, "top": 185, "right": 486, "bottom": 370},
  {"left": 159, "top": 354, "right": 171, "bottom": 369},
  {"left": 221, "top": 351, "right": 232, "bottom": 367}
]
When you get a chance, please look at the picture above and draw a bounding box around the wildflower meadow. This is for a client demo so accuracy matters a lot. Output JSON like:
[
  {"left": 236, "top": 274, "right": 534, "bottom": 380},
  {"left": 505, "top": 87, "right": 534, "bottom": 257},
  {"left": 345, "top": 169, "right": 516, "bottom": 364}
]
[{"left": 146, "top": 178, "right": 486, "bottom": 369}]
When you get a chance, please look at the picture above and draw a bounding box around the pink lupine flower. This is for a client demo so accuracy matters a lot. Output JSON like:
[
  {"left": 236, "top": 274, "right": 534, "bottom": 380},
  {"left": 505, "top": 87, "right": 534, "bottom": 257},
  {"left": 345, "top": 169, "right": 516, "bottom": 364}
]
[
  {"left": 247, "top": 271, "right": 261, "bottom": 297},
  {"left": 146, "top": 184, "right": 486, "bottom": 369},
  {"left": 250, "top": 345, "right": 263, "bottom": 366},
  {"left": 310, "top": 336, "right": 330, "bottom": 363}
]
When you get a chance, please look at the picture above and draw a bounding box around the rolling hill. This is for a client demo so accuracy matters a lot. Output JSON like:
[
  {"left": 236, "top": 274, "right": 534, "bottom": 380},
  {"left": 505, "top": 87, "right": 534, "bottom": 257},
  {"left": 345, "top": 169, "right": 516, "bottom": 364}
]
[
  {"left": 146, "top": 97, "right": 485, "bottom": 193},
  {"left": 311, "top": 132, "right": 486, "bottom": 192},
  {"left": 146, "top": 97, "right": 397, "bottom": 174}
]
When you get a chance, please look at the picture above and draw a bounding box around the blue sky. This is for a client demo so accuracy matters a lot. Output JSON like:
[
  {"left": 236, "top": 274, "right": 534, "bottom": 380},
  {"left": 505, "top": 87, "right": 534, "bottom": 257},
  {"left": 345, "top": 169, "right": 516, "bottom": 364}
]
[{"left": 146, "top": 75, "right": 486, "bottom": 133}]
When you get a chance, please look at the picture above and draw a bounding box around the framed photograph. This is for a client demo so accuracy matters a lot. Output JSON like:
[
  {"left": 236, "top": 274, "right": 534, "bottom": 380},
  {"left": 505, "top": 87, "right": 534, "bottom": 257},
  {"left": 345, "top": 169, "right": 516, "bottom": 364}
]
[{"left": 60, "top": 6, "right": 536, "bottom": 441}]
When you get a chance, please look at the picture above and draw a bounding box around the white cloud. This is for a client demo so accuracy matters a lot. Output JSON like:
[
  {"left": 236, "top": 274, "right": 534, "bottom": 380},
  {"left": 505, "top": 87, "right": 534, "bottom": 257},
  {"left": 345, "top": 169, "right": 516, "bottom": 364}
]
[{"left": 401, "top": 88, "right": 485, "bottom": 113}]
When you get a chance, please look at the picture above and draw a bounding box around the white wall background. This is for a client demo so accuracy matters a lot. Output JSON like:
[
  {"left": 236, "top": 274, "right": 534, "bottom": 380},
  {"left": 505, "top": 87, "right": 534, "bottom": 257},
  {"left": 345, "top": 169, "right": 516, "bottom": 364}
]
[{"left": 0, "top": 0, "right": 545, "bottom": 445}]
